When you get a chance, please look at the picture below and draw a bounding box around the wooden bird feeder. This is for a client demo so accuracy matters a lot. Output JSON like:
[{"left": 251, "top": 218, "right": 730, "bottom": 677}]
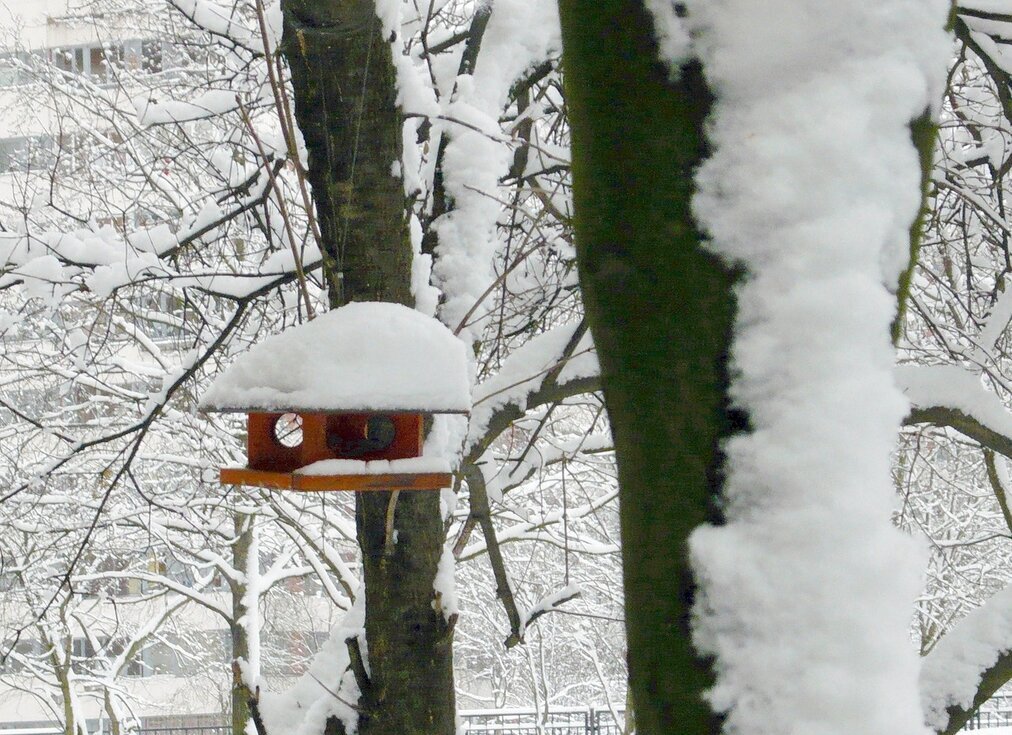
[{"left": 199, "top": 302, "right": 470, "bottom": 493}]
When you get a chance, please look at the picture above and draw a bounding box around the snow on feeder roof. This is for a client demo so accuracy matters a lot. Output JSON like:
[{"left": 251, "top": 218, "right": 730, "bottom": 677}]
[
  {"left": 199, "top": 301, "right": 471, "bottom": 415},
  {"left": 200, "top": 303, "right": 468, "bottom": 493}
]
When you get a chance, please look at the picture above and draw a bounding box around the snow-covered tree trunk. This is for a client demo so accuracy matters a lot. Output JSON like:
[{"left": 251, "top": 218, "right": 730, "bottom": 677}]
[
  {"left": 231, "top": 514, "right": 253, "bottom": 735},
  {"left": 563, "top": 1, "right": 950, "bottom": 734},
  {"left": 279, "top": 1, "right": 455, "bottom": 734},
  {"left": 558, "top": 3, "right": 736, "bottom": 733}
]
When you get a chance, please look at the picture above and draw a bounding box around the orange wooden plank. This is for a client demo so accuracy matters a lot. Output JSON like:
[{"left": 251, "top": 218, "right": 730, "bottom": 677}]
[
  {"left": 219, "top": 467, "right": 451, "bottom": 493},
  {"left": 220, "top": 467, "right": 293, "bottom": 489}
]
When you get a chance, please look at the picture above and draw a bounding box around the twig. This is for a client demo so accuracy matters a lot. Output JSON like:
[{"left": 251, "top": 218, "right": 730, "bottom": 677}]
[
  {"left": 984, "top": 448, "right": 1012, "bottom": 533},
  {"left": 252, "top": 0, "right": 324, "bottom": 253},
  {"left": 236, "top": 98, "right": 315, "bottom": 320},
  {"left": 463, "top": 463, "right": 523, "bottom": 647},
  {"left": 345, "top": 635, "right": 371, "bottom": 694}
]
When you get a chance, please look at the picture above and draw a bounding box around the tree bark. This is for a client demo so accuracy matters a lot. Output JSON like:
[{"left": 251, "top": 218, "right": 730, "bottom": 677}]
[
  {"left": 280, "top": 2, "right": 455, "bottom": 734},
  {"left": 281, "top": 0, "right": 412, "bottom": 309},
  {"left": 558, "top": 4, "right": 738, "bottom": 734},
  {"left": 231, "top": 513, "right": 252, "bottom": 735}
]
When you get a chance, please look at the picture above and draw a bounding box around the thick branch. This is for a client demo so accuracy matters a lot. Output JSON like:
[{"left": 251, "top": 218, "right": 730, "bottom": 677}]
[
  {"left": 462, "top": 462, "right": 523, "bottom": 647},
  {"left": 935, "top": 651, "right": 1012, "bottom": 735},
  {"left": 983, "top": 449, "right": 1012, "bottom": 532},
  {"left": 465, "top": 320, "right": 598, "bottom": 464},
  {"left": 905, "top": 405, "right": 1012, "bottom": 459}
]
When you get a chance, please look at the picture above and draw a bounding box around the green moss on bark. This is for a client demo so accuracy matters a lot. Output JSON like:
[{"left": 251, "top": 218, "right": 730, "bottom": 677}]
[
  {"left": 892, "top": 109, "right": 937, "bottom": 343},
  {"left": 280, "top": 2, "right": 454, "bottom": 734},
  {"left": 558, "top": 3, "right": 738, "bottom": 734}
]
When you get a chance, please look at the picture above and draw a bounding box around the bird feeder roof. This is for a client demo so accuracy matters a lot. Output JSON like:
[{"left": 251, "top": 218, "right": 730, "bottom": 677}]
[{"left": 199, "top": 302, "right": 471, "bottom": 414}]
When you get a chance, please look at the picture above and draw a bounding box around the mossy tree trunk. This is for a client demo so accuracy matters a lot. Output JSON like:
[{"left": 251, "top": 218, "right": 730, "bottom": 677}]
[
  {"left": 558, "top": 4, "right": 739, "bottom": 735},
  {"left": 281, "top": 0, "right": 412, "bottom": 309},
  {"left": 279, "top": 2, "right": 455, "bottom": 735}
]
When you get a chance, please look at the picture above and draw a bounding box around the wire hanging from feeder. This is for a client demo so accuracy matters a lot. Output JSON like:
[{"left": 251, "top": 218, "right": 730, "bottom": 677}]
[{"left": 335, "top": 12, "right": 377, "bottom": 305}]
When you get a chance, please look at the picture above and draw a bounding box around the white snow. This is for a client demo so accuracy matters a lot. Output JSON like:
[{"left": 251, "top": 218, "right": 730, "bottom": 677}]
[
  {"left": 467, "top": 321, "right": 597, "bottom": 450},
  {"left": 645, "top": 0, "right": 692, "bottom": 73},
  {"left": 237, "top": 519, "right": 262, "bottom": 691},
  {"left": 920, "top": 583, "right": 1012, "bottom": 730},
  {"left": 260, "top": 597, "right": 364, "bottom": 735},
  {"left": 126, "top": 224, "right": 177, "bottom": 256},
  {"left": 978, "top": 287, "right": 1012, "bottom": 356},
  {"left": 132, "top": 90, "right": 238, "bottom": 126},
  {"left": 410, "top": 214, "right": 440, "bottom": 317},
  {"left": 961, "top": 0, "right": 1012, "bottom": 11},
  {"left": 429, "top": 0, "right": 561, "bottom": 340},
  {"left": 432, "top": 542, "right": 459, "bottom": 622},
  {"left": 520, "top": 582, "right": 580, "bottom": 631},
  {"left": 15, "top": 254, "right": 67, "bottom": 302},
  {"left": 172, "top": 0, "right": 260, "bottom": 49},
  {"left": 294, "top": 457, "right": 451, "bottom": 476},
  {"left": 896, "top": 364, "right": 1012, "bottom": 438},
  {"left": 681, "top": 1, "right": 951, "bottom": 734},
  {"left": 199, "top": 302, "right": 471, "bottom": 413}
]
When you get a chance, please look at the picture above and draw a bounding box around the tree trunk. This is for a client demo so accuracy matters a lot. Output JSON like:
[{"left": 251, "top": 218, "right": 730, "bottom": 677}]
[
  {"left": 280, "top": 2, "right": 455, "bottom": 734},
  {"left": 231, "top": 513, "right": 252, "bottom": 735},
  {"left": 352, "top": 490, "right": 456, "bottom": 735},
  {"left": 558, "top": 4, "right": 739, "bottom": 735},
  {"left": 280, "top": 0, "right": 412, "bottom": 310}
]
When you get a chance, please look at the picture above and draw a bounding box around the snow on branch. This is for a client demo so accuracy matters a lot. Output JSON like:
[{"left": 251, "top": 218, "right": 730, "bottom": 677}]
[
  {"left": 683, "top": 0, "right": 951, "bottom": 732},
  {"left": 260, "top": 598, "right": 364, "bottom": 735},
  {"left": 168, "top": 0, "right": 262, "bottom": 54},
  {"left": 921, "top": 583, "right": 1012, "bottom": 734},
  {"left": 466, "top": 320, "right": 599, "bottom": 454},
  {"left": 132, "top": 90, "right": 240, "bottom": 127},
  {"left": 899, "top": 364, "right": 1012, "bottom": 433},
  {"left": 899, "top": 364, "right": 1012, "bottom": 459},
  {"left": 519, "top": 583, "right": 580, "bottom": 635},
  {"left": 427, "top": 0, "right": 562, "bottom": 340}
]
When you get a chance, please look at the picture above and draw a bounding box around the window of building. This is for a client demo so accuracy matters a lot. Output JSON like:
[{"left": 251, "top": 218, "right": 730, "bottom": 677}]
[
  {"left": 51, "top": 46, "right": 84, "bottom": 74},
  {"left": 0, "top": 52, "right": 29, "bottom": 86},
  {"left": 0, "top": 638, "right": 41, "bottom": 674}
]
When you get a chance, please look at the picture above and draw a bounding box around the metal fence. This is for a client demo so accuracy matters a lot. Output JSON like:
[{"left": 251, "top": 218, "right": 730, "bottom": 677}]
[
  {"left": 24, "top": 708, "right": 1012, "bottom": 734},
  {"left": 0, "top": 709, "right": 627, "bottom": 735},
  {"left": 133, "top": 710, "right": 627, "bottom": 735},
  {"left": 130, "top": 707, "right": 1012, "bottom": 735},
  {"left": 965, "top": 710, "right": 1012, "bottom": 730},
  {"left": 459, "top": 708, "right": 625, "bottom": 735}
]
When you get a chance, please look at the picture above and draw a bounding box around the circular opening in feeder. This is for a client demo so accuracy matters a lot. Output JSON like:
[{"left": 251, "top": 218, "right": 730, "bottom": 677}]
[{"left": 274, "top": 413, "right": 304, "bottom": 448}]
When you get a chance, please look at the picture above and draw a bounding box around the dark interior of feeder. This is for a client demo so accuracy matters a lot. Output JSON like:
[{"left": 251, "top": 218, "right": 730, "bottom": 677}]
[
  {"left": 324, "top": 413, "right": 420, "bottom": 461},
  {"left": 327, "top": 415, "right": 396, "bottom": 456},
  {"left": 246, "top": 411, "right": 424, "bottom": 472}
]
